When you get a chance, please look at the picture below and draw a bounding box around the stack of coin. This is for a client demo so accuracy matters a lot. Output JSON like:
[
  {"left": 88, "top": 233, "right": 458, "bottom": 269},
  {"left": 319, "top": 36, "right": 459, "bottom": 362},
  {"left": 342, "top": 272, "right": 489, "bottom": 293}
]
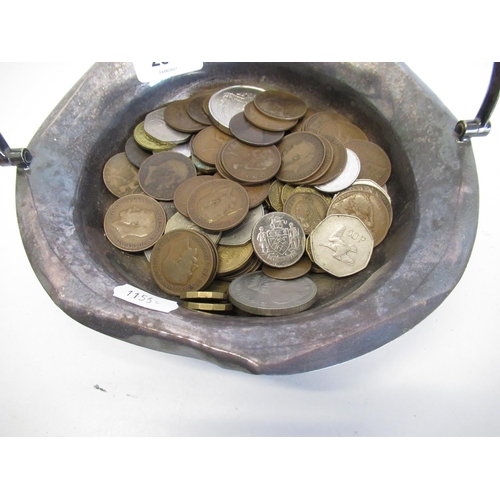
[
  {"left": 178, "top": 290, "right": 233, "bottom": 313},
  {"left": 101, "top": 83, "right": 394, "bottom": 316}
]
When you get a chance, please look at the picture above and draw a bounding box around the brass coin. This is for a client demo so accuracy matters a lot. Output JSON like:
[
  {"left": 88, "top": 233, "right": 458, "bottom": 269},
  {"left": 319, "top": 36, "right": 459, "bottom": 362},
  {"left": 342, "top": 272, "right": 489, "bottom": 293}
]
[
  {"left": 138, "top": 151, "right": 197, "bottom": 201},
  {"left": 220, "top": 139, "right": 281, "bottom": 184},
  {"left": 124, "top": 136, "right": 152, "bottom": 168},
  {"left": 262, "top": 256, "right": 312, "bottom": 280},
  {"left": 150, "top": 229, "right": 216, "bottom": 296},
  {"left": 283, "top": 191, "right": 329, "bottom": 235},
  {"left": 179, "top": 290, "right": 228, "bottom": 301},
  {"left": 191, "top": 125, "right": 232, "bottom": 166},
  {"left": 186, "top": 178, "right": 250, "bottom": 231},
  {"left": 186, "top": 92, "right": 213, "bottom": 126},
  {"left": 104, "top": 194, "right": 166, "bottom": 252},
  {"left": 103, "top": 152, "right": 141, "bottom": 198},
  {"left": 327, "top": 180, "right": 393, "bottom": 246},
  {"left": 276, "top": 132, "right": 325, "bottom": 184},
  {"left": 243, "top": 101, "right": 298, "bottom": 132},
  {"left": 173, "top": 174, "right": 214, "bottom": 217},
  {"left": 216, "top": 242, "right": 254, "bottom": 276},
  {"left": 254, "top": 90, "right": 307, "bottom": 121},
  {"left": 344, "top": 139, "right": 392, "bottom": 186},
  {"left": 179, "top": 301, "right": 233, "bottom": 312},
  {"left": 280, "top": 183, "right": 296, "bottom": 205},
  {"left": 292, "top": 186, "right": 331, "bottom": 206},
  {"left": 164, "top": 99, "right": 207, "bottom": 134},
  {"left": 133, "top": 122, "right": 176, "bottom": 152},
  {"left": 268, "top": 179, "right": 285, "bottom": 211},
  {"left": 318, "top": 120, "right": 368, "bottom": 144},
  {"left": 228, "top": 112, "right": 284, "bottom": 146}
]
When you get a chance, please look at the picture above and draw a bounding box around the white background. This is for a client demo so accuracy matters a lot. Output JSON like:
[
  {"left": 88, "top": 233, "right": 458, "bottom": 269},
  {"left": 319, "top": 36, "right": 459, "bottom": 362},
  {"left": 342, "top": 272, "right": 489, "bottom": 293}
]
[{"left": 1, "top": 62, "right": 499, "bottom": 443}]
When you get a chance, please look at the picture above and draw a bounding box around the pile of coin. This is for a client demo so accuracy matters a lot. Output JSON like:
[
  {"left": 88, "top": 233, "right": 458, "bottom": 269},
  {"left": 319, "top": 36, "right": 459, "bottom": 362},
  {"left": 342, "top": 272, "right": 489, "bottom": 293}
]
[{"left": 102, "top": 83, "right": 393, "bottom": 316}]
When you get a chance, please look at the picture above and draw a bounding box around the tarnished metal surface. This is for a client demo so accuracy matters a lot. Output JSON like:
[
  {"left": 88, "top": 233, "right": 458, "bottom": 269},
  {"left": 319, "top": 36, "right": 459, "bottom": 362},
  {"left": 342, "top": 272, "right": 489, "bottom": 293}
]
[{"left": 15, "top": 62, "right": 479, "bottom": 374}]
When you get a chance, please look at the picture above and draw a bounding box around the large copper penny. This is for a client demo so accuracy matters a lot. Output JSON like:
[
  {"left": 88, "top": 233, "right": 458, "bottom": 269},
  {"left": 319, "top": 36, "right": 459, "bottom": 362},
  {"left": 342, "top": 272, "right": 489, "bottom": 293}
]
[
  {"left": 344, "top": 139, "right": 392, "bottom": 186},
  {"left": 228, "top": 112, "right": 284, "bottom": 146},
  {"left": 164, "top": 99, "right": 207, "bottom": 133},
  {"left": 191, "top": 125, "right": 232, "bottom": 166},
  {"left": 173, "top": 174, "right": 214, "bottom": 217},
  {"left": 186, "top": 178, "right": 250, "bottom": 231},
  {"left": 307, "top": 135, "right": 348, "bottom": 186},
  {"left": 276, "top": 132, "right": 325, "bottom": 184},
  {"left": 103, "top": 152, "right": 141, "bottom": 198},
  {"left": 186, "top": 92, "right": 213, "bottom": 126},
  {"left": 124, "top": 136, "right": 151, "bottom": 168},
  {"left": 243, "top": 101, "right": 298, "bottom": 132},
  {"left": 220, "top": 139, "right": 281, "bottom": 184},
  {"left": 318, "top": 120, "right": 368, "bottom": 144},
  {"left": 254, "top": 90, "right": 307, "bottom": 121},
  {"left": 303, "top": 110, "right": 350, "bottom": 133},
  {"left": 150, "top": 229, "right": 217, "bottom": 296},
  {"left": 104, "top": 194, "right": 166, "bottom": 252},
  {"left": 138, "top": 151, "right": 196, "bottom": 201}
]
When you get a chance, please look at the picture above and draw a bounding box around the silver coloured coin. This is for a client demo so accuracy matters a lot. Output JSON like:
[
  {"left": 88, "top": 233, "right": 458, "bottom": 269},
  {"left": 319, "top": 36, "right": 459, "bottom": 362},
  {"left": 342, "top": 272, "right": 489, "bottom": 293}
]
[
  {"left": 228, "top": 271, "right": 317, "bottom": 316},
  {"left": 252, "top": 212, "right": 305, "bottom": 268},
  {"left": 144, "top": 107, "right": 191, "bottom": 144},
  {"left": 315, "top": 148, "right": 361, "bottom": 193},
  {"left": 165, "top": 211, "right": 221, "bottom": 245},
  {"left": 309, "top": 214, "right": 373, "bottom": 277},
  {"left": 208, "top": 85, "right": 264, "bottom": 135},
  {"left": 219, "top": 204, "right": 265, "bottom": 246}
]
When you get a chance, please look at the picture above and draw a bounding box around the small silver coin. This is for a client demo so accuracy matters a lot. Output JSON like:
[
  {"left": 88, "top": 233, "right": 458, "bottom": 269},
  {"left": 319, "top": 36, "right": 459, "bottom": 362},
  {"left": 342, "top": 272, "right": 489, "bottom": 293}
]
[
  {"left": 228, "top": 271, "right": 317, "bottom": 316},
  {"left": 315, "top": 148, "right": 361, "bottom": 193}
]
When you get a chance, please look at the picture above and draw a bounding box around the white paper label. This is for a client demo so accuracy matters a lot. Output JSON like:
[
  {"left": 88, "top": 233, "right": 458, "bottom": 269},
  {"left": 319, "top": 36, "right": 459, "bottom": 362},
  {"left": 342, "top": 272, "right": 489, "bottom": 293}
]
[
  {"left": 113, "top": 284, "right": 178, "bottom": 313},
  {"left": 133, "top": 62, "right": 203, "bottom": 85}
]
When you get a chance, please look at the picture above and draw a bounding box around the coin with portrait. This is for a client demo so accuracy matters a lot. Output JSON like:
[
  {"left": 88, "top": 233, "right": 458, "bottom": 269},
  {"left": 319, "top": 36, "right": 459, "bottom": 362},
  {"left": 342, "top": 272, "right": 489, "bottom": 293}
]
[{"left": 104, "top": 194, "right": 166, "bottom": 252}]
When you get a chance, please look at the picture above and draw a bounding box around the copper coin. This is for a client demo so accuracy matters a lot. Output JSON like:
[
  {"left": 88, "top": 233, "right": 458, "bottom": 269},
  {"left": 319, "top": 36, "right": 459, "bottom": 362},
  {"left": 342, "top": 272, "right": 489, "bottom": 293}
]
[
  {"left": 283, "top": 191, "right": 329, "bottom": 235},
  {"left": 228, "top": 112, "right": 284, "bottom": 146},
  {"left": 191, "top": 125, "right": 232, "bottom": 166},
  {"left": 299, "top": 135, "right": 334, "bottom": 185},
  {"left": 220, "top": 139, "right": 281, "bottom": 184},
  {"left": 138, "top": 151, "right": 196, "bottom": 201},
  {"left": 186, "top": 92, "right": 213, "bottom": 126},
  {"left": 103, "top": 152, "right": 141, "bottom": 197},
  {"left": 164, "top": 99, "right": 207, "bottom": 133},
  {"left": 242, "top": 181, "right": 271, "bottom": 208},
  {"left": 104, "top": 194, "right": 166, "bottom": 252},
  {"left": 124, "top": 136, "right": 152, "bottom": 168},
  {"left": 144, "top": 107, "right": 191, "bottom": 144},
  {"left": 243, "top": 101, "right": 298, "bottom": 132},
  {"left": 150, "top": 229, "right": 217, "bottom": 296},
  {"left": 303, "top": 110, "right": 350, "bottom": 133},
  {"left": 307, "top": 135, "right": 348, "bottom": 186},
  {"left": 344, "top": 139, "right": 392, "bottom": 186},
  {"left": 186, "top": 178, "right": 250, "bottom": 231},
  {"left": 318, "top": 119, "right": 368, "bottom": 144},
  {"left": 173, "top": 174, "right": 214, "bottom": 217},
  {"left": 254, "top": 90, "right": 307, "bottom": 121},
  {"left": 276, "top": 132, "right": 325, "bottom": 184}
]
